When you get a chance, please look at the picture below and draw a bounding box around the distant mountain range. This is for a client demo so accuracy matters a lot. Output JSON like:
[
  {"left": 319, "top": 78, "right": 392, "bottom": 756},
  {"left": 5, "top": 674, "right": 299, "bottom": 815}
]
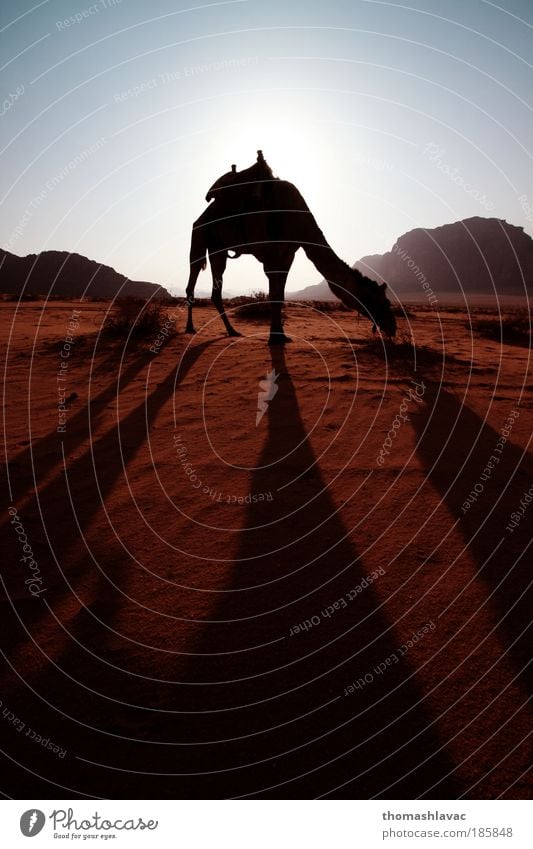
[
  {"left": 0, "top": 249, "right": 170, "bottom": 300},
  {"left": 4, "top": 217, "right": 532, "bottom": 304},
  {"left": 288, "top": 217, "right": 533, "bottom": 301}
]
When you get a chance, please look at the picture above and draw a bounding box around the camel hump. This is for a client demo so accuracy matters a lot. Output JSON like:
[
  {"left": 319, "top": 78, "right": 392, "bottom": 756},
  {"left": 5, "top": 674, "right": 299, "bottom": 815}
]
[
  {"left": 268, "top": 179, "right": 311, "bottom": 212},
  {"left": 205, "top": 151, "right": 276, "bottom": 201}
]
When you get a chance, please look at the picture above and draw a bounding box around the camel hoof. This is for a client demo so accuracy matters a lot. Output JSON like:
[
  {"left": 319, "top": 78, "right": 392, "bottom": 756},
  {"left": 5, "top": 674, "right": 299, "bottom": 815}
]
[
  {"left": 185, "top": 327, "right": 196, "bottom": 335},
  {"left": 227, "top": 329, "right": 243, "bottom": 337},
  {"left": 268, "top": 333, "right": 291, "bottom": 346}
]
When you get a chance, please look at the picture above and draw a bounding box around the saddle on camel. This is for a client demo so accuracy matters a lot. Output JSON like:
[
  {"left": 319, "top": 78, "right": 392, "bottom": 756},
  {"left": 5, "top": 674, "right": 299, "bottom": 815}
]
[{"left": 197, "top": 150, "right": 279, "bottom": 256}]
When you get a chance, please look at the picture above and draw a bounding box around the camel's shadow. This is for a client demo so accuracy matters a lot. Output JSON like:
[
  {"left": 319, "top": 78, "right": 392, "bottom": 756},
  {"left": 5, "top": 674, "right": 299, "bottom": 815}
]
[
  {"left": 411, "top": 381, "right": 532, "bottom": 696},
  {"left": 0, "top": 340, "right": 219, "bottom": 797},
  {"left": 11, "top": 340, "right": 525, "bottom": 799},
  {"left": 150, "top": 347, "right": 462, "bottom": 799}
]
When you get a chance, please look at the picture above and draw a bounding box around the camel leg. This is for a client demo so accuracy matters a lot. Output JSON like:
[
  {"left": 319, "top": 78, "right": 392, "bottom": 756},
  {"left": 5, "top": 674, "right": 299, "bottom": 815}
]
[
  {"left": 185, "top": 215, "right": 209, "bottom": 334},
  {"left": 209, "top": 252, "right": 241, "bottom": 338},
  {"left": 264, "top": 257, "right": 293, "bottom": 346},
  {"left": 185, "top": 263, "right": 202, "bottom": 334}
]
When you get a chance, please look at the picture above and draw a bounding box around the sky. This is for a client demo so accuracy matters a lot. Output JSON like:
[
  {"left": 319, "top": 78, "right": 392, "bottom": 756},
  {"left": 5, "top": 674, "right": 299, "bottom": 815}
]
[{"left": 1, "top": 0, "right": 533, "bottom": 294}]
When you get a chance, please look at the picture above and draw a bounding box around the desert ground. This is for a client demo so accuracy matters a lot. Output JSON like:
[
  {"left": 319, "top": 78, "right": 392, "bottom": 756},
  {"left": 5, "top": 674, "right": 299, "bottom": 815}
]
[{"left": 1, "top": 296, "right": 531, "bottom": 799}]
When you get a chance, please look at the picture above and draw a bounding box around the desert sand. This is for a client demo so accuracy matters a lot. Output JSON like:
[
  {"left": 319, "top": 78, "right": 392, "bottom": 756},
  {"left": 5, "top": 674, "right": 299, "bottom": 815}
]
[{"left": 1, "top": 297, "right": 531, "bottom": 799}]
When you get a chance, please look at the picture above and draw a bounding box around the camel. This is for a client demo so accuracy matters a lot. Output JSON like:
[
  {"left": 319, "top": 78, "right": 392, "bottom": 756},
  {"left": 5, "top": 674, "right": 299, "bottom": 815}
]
[{"left": 185, "top": 151, "right": 396, "bottom": 345}]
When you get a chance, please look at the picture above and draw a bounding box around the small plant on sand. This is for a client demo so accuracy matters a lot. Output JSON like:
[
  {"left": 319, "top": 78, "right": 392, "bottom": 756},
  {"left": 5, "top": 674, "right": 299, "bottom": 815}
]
[
  {"left": 393, "top": 327, "right": 415, "bottom": 348},
  {"left": 2, "top": 291, "right": 42, "bottom": 301},
  {"left": 378, "top": 326, "right": 418, "bottom": 364},
  {"left": 469, "top": 313, "right": 531, "bottom": 347},
  {"left": 233, "top": 291, "right": 285, "bottom": 320},
  {"left": 104, "top": 297, "right": 175, "bottom": 339},
  {"left": 309, "top": 300, "right": 349, "bottom": 313}
]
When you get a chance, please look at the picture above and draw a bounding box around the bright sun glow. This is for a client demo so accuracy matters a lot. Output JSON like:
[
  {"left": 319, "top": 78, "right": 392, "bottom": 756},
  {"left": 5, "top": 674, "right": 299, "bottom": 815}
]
[{"left": 210, "top": 104, "right": 331, "bottom": 207}]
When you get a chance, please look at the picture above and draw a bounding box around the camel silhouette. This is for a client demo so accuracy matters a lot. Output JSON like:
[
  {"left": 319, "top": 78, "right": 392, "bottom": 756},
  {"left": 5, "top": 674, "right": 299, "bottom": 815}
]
[{"left": 185, "top": 151, "right": 397, "bottom": 345}]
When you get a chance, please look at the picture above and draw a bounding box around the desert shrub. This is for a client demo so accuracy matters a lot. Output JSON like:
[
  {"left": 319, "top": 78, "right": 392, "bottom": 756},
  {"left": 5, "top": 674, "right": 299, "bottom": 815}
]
[
  {"left": 393, "top": 304, "right": 415, "bottom": 319},
  {"left": 172, "top": 296, "right": 210, "bottom": 309},
  {"left": 104, "top": 297, "right": 176, "bottom": 339},
  {"left": 3, "top": 291, "right": 42, "bottom": 301},
  {"left": 469, "top": 314, "right": 531, "bottom": 346},
  {"left": 308, "top": 300, "right": 349, "bottom": 313},
  {"left": 232, "top": 291, "right": 284, "bottom": 320},
  {"left": 392, "top": 327, "right": 415, "bottom": 347}
]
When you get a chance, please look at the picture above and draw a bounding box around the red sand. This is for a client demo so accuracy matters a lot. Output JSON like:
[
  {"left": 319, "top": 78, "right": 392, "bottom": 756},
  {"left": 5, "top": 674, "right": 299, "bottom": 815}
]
[{"left": 1, "top": 299, "right": 531, "bottom": 799}]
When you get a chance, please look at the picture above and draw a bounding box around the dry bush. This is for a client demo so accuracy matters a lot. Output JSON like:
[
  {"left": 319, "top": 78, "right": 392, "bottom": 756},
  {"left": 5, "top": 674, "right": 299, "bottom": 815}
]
[
  {"left": 308, "top": 300, "right": 349, "bottom": 313},
  {"left": 2, "top": 291, "right": 42, "bottom": 301},
  {"left": 469, "top": 313, "right": 531, "bottom": 346},
  {"left": 170, "top": 296, "right": 210, "bottom": 309},
  {"left": 232, "top": 291, "right": 284, "bottom": 320},
  {"left": 393, "top": 305, "right": 415, "bottom": 319},
  {"left": 393, "top": 327, "right": 415, "bottom": 347},
  {"left": 104, "top": 297, "right": 175, "bottom": 339}
]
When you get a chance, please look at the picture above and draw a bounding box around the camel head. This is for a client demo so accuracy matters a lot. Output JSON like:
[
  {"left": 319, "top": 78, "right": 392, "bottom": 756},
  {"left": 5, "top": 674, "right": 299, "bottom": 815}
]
[{"left": 356, "top": 276, "right": 397, "bottom": 337}]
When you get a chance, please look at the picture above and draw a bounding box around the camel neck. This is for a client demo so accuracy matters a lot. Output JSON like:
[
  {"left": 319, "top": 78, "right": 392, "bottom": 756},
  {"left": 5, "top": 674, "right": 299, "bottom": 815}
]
[{"left": 302, "top": 240, "right": 353, "bottom": 292}]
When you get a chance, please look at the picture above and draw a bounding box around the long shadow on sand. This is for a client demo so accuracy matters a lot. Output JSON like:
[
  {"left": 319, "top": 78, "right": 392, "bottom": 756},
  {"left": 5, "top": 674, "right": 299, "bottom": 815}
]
[
  {"left": 4, "top": 338, "right": 162, "bottom": 511},
  {"left": 0, "top": 339, "right": 218, "bottom": 797},
  {"left": 148, "top": 346, "right": 463, "bottom": 799},
  {"left": 1, "top": 347, "right": 469, "bottom": 799},
  {"left": 411, "top": 381, "right": 532, "bottom": 695}
]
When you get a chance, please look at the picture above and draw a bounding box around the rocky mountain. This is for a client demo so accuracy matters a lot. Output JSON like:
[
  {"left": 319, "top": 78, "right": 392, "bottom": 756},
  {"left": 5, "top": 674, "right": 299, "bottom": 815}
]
[
  {"left": 288, "top": 217, "right": 533, "bottom": 301},
  {"left": 0, "top": 249, "right": 170, "bottom": 300}
]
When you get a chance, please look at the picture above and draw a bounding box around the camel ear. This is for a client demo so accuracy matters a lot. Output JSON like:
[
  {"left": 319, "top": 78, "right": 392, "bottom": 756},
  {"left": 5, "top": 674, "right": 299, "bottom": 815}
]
[{"left": 380, "top": 282, "right": 387, "bottom": 291}]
